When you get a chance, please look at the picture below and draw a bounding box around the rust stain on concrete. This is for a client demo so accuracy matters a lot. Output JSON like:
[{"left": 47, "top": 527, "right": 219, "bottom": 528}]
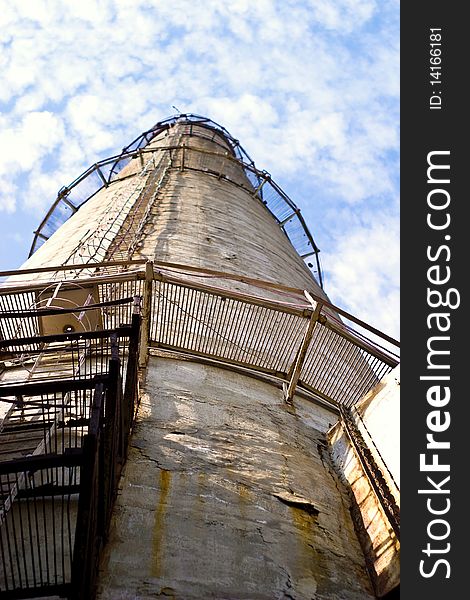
[{"left": 152, "top": 469, "right": 171, "bottom": 578}]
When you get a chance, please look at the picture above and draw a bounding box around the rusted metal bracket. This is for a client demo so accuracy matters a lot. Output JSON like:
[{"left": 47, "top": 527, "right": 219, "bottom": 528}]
[
  {"left": 251, "top": 177, "right": 267, "bottom": 198},
  {"left": 283, "top": 292, "right": 323, "bottom": 404}
]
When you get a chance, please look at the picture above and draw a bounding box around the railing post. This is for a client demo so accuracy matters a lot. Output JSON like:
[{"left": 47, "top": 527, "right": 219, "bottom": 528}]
[
  {"left": 102, "top": 334, "right": 120, "bottom": 539},
  {"left": 123, "top": 307, "right": 141, "bottom": 458},
  {"left": 283, "top": 293, "right": 323, "bottom": 404},
  {"left": 139, "top": 261, "right": 153, "bottom": 368},
  {"left": 71, "top": 383, "right": 103, "bottom": 600}
]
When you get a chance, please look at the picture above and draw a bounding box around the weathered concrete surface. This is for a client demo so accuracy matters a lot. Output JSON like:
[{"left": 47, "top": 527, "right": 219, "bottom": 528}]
[
  {"left": 97, "top": 357, "right": 375, "bottom": 600},
  {"left": 135, "top": 126, "right": 327, "bottom": 299},
  {"left": 328, "top": 368, "right": 400, "bottom": 597}
]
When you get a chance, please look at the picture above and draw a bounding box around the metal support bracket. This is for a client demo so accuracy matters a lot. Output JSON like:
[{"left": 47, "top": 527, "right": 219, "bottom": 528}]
[
  {"left": 283, "top": 292, "right": 323, "bottom": 404},
  {"left": 96, "top": 165, "right": 109, "bottom": 187},
  {"left": 251, "top": 177, "right": 267, "bottom": 199}
]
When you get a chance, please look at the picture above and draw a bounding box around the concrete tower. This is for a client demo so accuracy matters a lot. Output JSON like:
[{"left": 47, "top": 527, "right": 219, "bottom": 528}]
[{"left": 0, "top": 115, "right": 400, "bottom": 599}]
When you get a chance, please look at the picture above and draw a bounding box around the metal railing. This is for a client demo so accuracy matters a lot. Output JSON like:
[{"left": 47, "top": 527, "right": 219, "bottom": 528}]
[
  {"left": 0, "top": 316, "right": 141, "bottom": 599},
  {"left": 1, "top": 261, "right": 398, "bottom": 410},
  {"left": 151, "top": 275, "right": 398, "bottom": 408}
]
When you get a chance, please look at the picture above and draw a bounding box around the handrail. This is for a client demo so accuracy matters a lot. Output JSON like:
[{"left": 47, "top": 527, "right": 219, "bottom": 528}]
[{"left": 0, "top": 259, "right": 399, "bottom": 351}]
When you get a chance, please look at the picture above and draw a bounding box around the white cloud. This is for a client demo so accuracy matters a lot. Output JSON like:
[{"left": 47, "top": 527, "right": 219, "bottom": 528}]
[
  {"left": 305, "top": 0, "right": 378, "bottom": 32},
  {"left": 0, "top": 0, "right": 399, "bottom": 335},
  {"left": 321, "top": 208, "right": 400, "bottom": 339},
  {"left": 0, "top": 111, "right": 65, "bottom": 211}
]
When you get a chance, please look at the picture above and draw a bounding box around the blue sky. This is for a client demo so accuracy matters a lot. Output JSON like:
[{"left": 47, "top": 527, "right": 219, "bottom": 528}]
[{"left": 0, "top": 0, "right": 399, "bottom": 339}]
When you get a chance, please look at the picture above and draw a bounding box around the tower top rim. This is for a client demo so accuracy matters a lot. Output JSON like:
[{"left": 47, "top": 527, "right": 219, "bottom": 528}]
[
  {"left": 26, "top": 114, "right": 323, "bottom": 288},
  {"left": 124, "top": 113, "right": 255, "bottom": 165}
]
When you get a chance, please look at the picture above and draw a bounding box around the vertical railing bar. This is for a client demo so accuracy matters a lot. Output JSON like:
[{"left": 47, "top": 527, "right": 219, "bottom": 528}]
[
  {"left": 326, "top": 332, "right": 360, "bottom": 402},
  {"left": 305, "top": 326, "right": 335, "bottom": 389},
  {"left": 263, "top": 311, "right": 292, "bottom": 372},
  {"left": 204, "top": 289, "right": 222, "bottom": 354},
  {"left": 301, "top": 324, "right": 329, "bottom": 386},
  {"left": 203, "top": 289, "right": 217, "bottom": 355},
  {"left": 246, "top": 306, "right": 269, "bottom": 366},
  {"left": 331, "top": 339, "right": 360, "bottom": 406},
  {"left": 183, "top": 288, "right": 198, "bottom": 349},
  {"left": 66, "top": 467, "right": 73, "bottom": 580},
  {"left": 61, "top": 464, "right": 66, "bottom": 584},
  {"left": 333, "top": 338, "right": 360, "bottom": 400},
  {"left": 40, "top": 468, "right": 50, "bottom": 584},
  {"left": 349, "top": 351, "right": 378, "bottom": 407},
  {"left": 162, "top": 281, "right": 170, "bottom": 346},
  {"left": 256, "top": 308, "right": 276, "bottom": 367},
  {"left": 32, "top": 470, "right": 44, "bottom": 585},
  {"left": 345, "top": 350, "right": 373, "bottom": 408},
  {"left": 200, "top": 292, "right": 215, "bottom": 356},
  {"left": 244, "top": 304, "right": 266, "bottom": 365},
  {"left": 150, "top": 279, "right": 163, "bottom": 344},
  {"left": 3, "top": 473, "right": 16, "bottom": 589},
  {"left": 8, "top": 471, "right": 23, "bottom": 588},
  {"left": 152, "top": 280, "right": 160, "bottom": 342},
  {"left": 279, "top": 314, "right": 305, "bottom": 373},
  {"left": 317, "top": 334, "right": 346, "bottom": 397},
  {"left": 157, "top": 282, "right": 166, "bottom": 345},
  {"left": 229, "top": 300, "right": 245, "bottom": 362},
  {"left": 377, "top": 362, "right": 391, "bottom": 382},
  {"left": 233, "top": 300, "right": 251, "bottom": 361},
  {"left": 51, "top": 465, "right": 58, "bottom": 587},
  {"left": 166, "top": 283, "right": 177, "bottom": 348},
  {"left": 149, "top": 281, "right": 157, "bottom": 343},
  {"left": 2, "top": 293, "right": 16, "bottom": 339},
  {"left": 220, "top": 298, "right": 238, "bottom": 358},
  {"left": 211, "top": 294, "right": 230, "bottom": 358},
  {"left": 233, "top": 302, "right": 253, "bottom": 363},
  {"left": 281, "top": 315, "right": 308, "bottom": 374},
  {"left": 196, "top": 289, "right": 210, "bottom": 354},
  {"left": 24, "top": 474, "right": 38, "bottom": 588},
  {"left": 359, "top": 356, "right": 381, "bottom": 400},
  {"left": 261, "top": 310, "right": 284, "bottom": 372},
  {"left": 211, "top": 295, "right": 228, "bottom": 358},
  {"left": 331, "top": 336, "right": 358, "bottom": 399},
  {"left": 350, "top": 355, "right": 381, "bottom": 408},
  {"left": 270, "top": 310, "right": 293, "bottom": 372},
  {"left": 248, "top": 305, "right": 269, "bottom": 365},
  {"left": 178, "top": 284, "right": 192, "bottom": 350},
  {"left": 322, "top": 336, "right": 351, "bottom": 397},
  {"left": 191, "top": 289, "right": 204, "bottom": 353},
  {"left": 0, "top": 479, "right": 10, "bottom": 589},
  {"left": 15, "top": 470, "right": 29, "bottom": 588},
  {"left": 198, "top": 290, "right": 212, "bottom": 353}
]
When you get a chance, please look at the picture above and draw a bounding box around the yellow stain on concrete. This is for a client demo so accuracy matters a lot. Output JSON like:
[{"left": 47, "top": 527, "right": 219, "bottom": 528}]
[
  {"left": 152, "top": 469, "right": 171, "bottom": 578},
  {"left": 288, "top": 505, "right": 320, "bottom": 595}
]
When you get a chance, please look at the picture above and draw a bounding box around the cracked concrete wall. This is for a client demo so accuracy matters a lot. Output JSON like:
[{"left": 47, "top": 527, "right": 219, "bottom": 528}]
[{"left": 97, "top": 357, "right": 376, "bottom": 600}]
